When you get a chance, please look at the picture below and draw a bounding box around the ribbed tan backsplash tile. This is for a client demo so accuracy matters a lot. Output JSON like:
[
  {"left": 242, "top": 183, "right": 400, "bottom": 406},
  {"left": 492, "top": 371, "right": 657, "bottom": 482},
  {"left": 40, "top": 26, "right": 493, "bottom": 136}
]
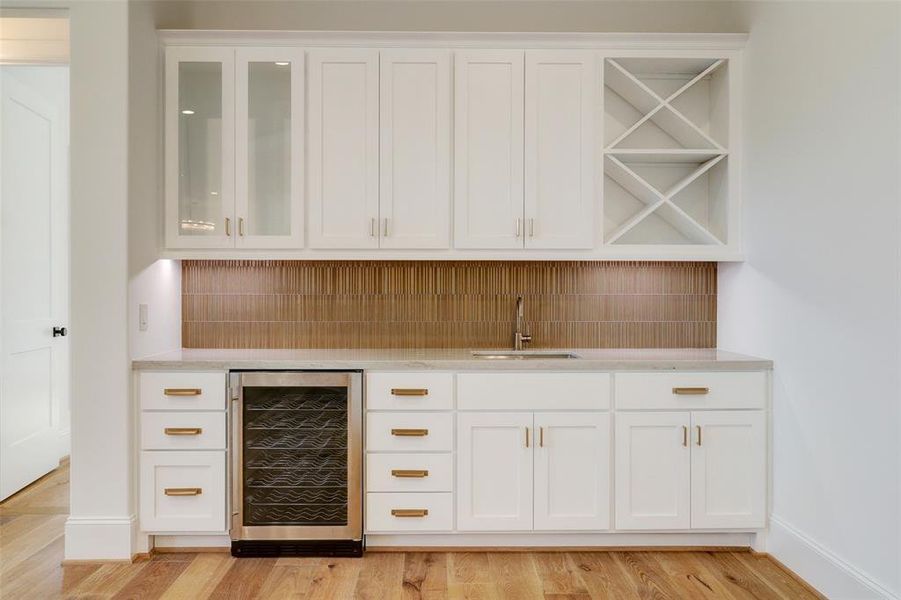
[{"left": 182, "top": 261, "right": 717, "bottom": 349}]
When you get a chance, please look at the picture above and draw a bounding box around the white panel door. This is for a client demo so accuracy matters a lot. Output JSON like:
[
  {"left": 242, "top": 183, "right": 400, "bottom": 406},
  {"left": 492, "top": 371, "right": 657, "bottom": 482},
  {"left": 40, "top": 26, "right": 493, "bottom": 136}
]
[
  {"left": 614, "top": 412, "right": 690, "bottom": 530},
  {"left": 454, "top": 51, "right": 524, "bottom": 249},
  {"left": 457, "top": 412, "right": 533, "bottom": 531},
  {"left": 379, "top": 49, "right": 451, "bottom": 249},
  {"left": 235, "top": 48, "right": 305, "bottom": 249},
  {"left": 164, "top": 46, "right": 235, "bottom": 248},
  {"left": 534, "top": 412, "right": 610, "bottom": 531},
  {"left": 690, "top": 411, "right": 766, "bottom": 529},
  {"left": 0, "top": 70, "right": 69, "bottom": 500},
  {"left": 308, "top": 49, "right": 379, "bottom": 249},
  {"left": 524, "top": 51, "right": 596, "bottom": 249}
]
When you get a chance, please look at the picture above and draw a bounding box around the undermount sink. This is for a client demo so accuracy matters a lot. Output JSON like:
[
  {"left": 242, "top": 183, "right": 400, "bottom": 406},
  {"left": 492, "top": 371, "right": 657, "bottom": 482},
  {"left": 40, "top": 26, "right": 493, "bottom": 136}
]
[{"left": 471, "top": 350, "right": 581, "bottom": 360}]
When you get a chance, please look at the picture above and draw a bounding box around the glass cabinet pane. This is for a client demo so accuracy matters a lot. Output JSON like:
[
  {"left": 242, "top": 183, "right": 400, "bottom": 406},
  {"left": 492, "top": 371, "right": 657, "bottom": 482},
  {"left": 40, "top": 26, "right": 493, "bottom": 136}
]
[
  {"left": 178, "top": 61, "right": 223, "bottom": 236},
  {"left": 246, "top": 61, "right": 292, "bottom": 237}
]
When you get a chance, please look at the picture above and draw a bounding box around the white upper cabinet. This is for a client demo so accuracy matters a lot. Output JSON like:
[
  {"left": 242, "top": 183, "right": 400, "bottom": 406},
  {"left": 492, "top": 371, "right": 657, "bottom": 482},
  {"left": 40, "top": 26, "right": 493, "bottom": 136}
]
[
  {"left": 602, "top": 54, "right": 739, "bottom": 256},
  {"left": 524, "top": 51, "right": 596, "bottom": 249},
  {"left": 165, "top": 46, "right": 235, "bottom": 249},
  {"left": 307, "top": 49, "right": 380, "bottom": 249},
  {"left": 379, "top": 50, "right": 452, "bottom": 249},
  {"left": 161, "top": 34, "right": 744, "bottom": 260},
  {"left": 454, "top": 50, "right": 597, "bottom": 250},
  {"left": 235, "top": 48, "right": 305, "bottom": 248},
  {"left": 454, "top": 51, "right": 525, "bottom": 249},
  {"left": 165, "top": 46, "right": 303, "bottom": 250}
]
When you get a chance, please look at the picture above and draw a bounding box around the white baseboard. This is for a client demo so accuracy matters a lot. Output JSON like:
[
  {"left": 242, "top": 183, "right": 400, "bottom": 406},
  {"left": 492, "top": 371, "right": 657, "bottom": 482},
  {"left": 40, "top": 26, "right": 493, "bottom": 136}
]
[
  {"left": 366, "top": 531, "right": 755, "bottom": 548},
  {"left": 153, "top": 534, "right": 231, "bottom": 549},
  {"left": 64, "top": 515, "right": 136, "bottom": 561},
  {"left": 769, "top": 516, "right": 898, "bottom": 600}
]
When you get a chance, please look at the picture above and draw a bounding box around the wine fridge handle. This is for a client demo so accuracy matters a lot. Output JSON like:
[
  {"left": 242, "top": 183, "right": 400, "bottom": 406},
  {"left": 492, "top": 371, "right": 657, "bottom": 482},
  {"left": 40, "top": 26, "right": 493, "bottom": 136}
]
[{"left": 229, "top": 373, "right": 241, "bottom": 539}]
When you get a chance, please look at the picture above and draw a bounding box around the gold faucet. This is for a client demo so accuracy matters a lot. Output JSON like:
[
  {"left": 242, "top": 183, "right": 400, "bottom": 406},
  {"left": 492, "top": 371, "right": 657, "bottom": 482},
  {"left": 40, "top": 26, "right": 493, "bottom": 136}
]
[{"left": 514, "top": 296, "right": 532, "bottom": 351}]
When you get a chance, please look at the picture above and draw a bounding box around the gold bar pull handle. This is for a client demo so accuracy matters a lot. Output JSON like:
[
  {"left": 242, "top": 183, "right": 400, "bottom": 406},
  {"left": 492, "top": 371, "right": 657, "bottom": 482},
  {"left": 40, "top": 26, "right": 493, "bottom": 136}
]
[
  {"left": 164, "top": 487, "right": 202, "bottom": 497},
  {"left": 225, "top": 217, "right": 231, "bottom": 236},
  {"left": 696, "top": 425, "right": 702, "bottom": 446},
  {"left": 525, "top": 426, "right": 530, "bottom": 448},
  {"left": 391, "top": 469, "right": 429, "bottom": 478},
  {"left": 682, "top": 425, "right": 688, "bottom": 447},
  {"left": 673, "top": 387, "right": 709, "bottom": 395},
  {"left": 391, "top": 509, "right": 428, "bottom": 517},
  {"left": 391, "top": 428, "right": 429, "bottom": 437},
  {"left": 390, "top": 388, "right": 429, "bottom": 397},
  {"left": 238, "top": 217, "right": 245, "bottom": 236},
  {"left": 163, "top": 388, "right": 202, "bottom": 396},
  {"left": 164, "top": 427, "right": 203, "bottom": 436},
  {"left": 539, "top": 426, "right": 544, "bottom": 448}
]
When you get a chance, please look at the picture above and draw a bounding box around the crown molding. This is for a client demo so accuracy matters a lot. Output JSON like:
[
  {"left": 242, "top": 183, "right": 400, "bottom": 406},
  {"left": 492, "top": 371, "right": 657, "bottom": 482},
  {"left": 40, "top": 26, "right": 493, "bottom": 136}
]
[{"left": 157, "top": 30, "right": 748, "bottom": 51}]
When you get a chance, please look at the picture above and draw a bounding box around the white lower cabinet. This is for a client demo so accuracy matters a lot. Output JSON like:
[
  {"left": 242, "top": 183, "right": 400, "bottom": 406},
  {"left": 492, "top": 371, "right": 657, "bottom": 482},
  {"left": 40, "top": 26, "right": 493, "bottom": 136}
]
[
  {"left": 367, "top": 492, "right": 454, "bottom": 532},
  {"left": 534, "top": 412, "right": 610, "bottom": 531},
  {"left": 139, "top": 451, "right": 226, "bottom": 532},
  {"left": 138, "top": 371, "right": 228, "bottom": 535},
  {"left": 614, "top": 412, "right": 691, "bottom": 530},
  {"left": 690, "top": 411, "right": 766, "bottom": 529},
  {"left": 614, "top": 410, "right": 765, "bottom": 530},
  {"left": 457, "top": 412, "right": 534, "bottom": 531},
  {"left": 457, "top": 411, "right": 611, "bottom": 532}
]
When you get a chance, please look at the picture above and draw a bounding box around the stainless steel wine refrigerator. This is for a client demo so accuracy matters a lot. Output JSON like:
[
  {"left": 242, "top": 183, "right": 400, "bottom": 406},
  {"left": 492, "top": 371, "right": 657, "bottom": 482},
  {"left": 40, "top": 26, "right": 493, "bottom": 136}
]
[{"left": 229, "top": 371, "right": 363, "bottom": 557}]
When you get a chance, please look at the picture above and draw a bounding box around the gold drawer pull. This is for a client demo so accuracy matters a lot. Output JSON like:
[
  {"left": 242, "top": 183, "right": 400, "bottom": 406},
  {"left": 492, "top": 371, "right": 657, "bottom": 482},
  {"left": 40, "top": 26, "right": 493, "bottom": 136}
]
[
  {"left": 391, "top": 469, "right": 429, "bottom": 478},
  {"left": 164, "top": 388, "right": 202, "bottom": 396},
  {"left": 391, "top": 509, "right": 428, "bottom": 517},
  {"left": 164, "top": 487, "right": 202, "bottom": 496},
  {"left": 673, "top": 387, "right": 709, "bottom": 395},
  {"left": 391, "top": 428, "right": 428, "bottom": 437},
  {"left": 164, "top": 427, "right": 203, "bottom": 436},
  {"left": 391, "top": 388, "right": 429, "bottom": 396}
]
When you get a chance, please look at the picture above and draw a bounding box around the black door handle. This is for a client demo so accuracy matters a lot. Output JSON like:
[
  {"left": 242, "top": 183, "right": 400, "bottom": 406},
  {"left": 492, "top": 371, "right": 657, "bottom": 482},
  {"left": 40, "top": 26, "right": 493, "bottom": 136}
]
[{"left": 52, "top": 326, "right": 67, "bottom": 337}]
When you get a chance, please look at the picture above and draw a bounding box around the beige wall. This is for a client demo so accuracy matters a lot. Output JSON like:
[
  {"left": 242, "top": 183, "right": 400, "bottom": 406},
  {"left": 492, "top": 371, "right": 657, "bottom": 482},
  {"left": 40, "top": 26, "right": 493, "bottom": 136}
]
[
  {"left": 151, "top": 0, "right": 743, "bottom": 32},
  {"left": 128, "top": 0, "right": 184, "bottom": 360},
  {"left": 719, "top": 2, "right": 901, "bottom": 597}
]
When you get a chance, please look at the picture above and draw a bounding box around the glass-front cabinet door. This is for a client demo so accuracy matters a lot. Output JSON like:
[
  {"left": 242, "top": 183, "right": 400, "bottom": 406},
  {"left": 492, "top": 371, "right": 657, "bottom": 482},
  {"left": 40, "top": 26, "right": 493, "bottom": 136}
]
[
  {"left": 235, "top": 48, "right": 305, "bottom": 248},
  {"left": 165, "top": 46, "right": 235, "bottom": 248}
]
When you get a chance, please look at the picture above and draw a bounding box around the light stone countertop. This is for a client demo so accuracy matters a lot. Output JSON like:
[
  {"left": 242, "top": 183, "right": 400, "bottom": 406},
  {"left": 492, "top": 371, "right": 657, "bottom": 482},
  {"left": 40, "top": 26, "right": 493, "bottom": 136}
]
[{"left": 132, "top": 348, "right": 772, "bottom": 371}]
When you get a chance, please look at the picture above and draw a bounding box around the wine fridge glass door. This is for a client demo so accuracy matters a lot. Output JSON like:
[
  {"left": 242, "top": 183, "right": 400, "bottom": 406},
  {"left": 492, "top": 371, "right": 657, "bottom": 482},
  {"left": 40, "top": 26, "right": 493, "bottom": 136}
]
[{"left": 230, "top": 371, "right": 362, "bottom": 541}]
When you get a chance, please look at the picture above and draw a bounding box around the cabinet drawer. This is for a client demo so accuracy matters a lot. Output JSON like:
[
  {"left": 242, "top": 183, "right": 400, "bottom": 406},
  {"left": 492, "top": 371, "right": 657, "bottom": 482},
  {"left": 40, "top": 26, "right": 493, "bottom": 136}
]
[
  {"left": 615, "top": 372, "right": 766, "bottom": 410},
  {"left": 139, "top": 451, "right": 226, "bottom": 533},
  {"left": 366, "top": 453, "right": 453, "bottom": 492},
  {"left": 366, "top": 413, "right": 452, "bottom": 452},
  {"left": 140, "top": 372, "right": 227, "bottom": 411},
  {"left": 366, "top": 492, "right": 453, "bottom": 532},
  {"left": 141, "top": 412, "right": 226, "bottom": 450},
  {"left": 366, "top": 372, "right": 453, "bottom": 410},
  {"left": 457, "top": 372, "right": 610, "bottom": 410}
]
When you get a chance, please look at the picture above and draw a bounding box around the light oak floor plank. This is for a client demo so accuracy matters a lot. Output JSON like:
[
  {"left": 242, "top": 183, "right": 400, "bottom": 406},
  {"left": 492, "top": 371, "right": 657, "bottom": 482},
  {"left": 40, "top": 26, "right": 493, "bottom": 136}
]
[
  {"left": 0, "top": 463, "right": 822, "bottom": 600},
  {"left": 159, "top": 553, "right": 235, "bottom": 600},
  {"left": 402, "top": 552, "right": 448, "bottom": 600}
]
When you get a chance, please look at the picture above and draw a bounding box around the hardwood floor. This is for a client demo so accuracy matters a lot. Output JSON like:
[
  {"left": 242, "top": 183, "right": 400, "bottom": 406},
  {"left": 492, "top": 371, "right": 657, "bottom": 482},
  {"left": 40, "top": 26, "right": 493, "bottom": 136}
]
[{"left": 0, "top": 463, "right": 822, "bottom": 599}]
